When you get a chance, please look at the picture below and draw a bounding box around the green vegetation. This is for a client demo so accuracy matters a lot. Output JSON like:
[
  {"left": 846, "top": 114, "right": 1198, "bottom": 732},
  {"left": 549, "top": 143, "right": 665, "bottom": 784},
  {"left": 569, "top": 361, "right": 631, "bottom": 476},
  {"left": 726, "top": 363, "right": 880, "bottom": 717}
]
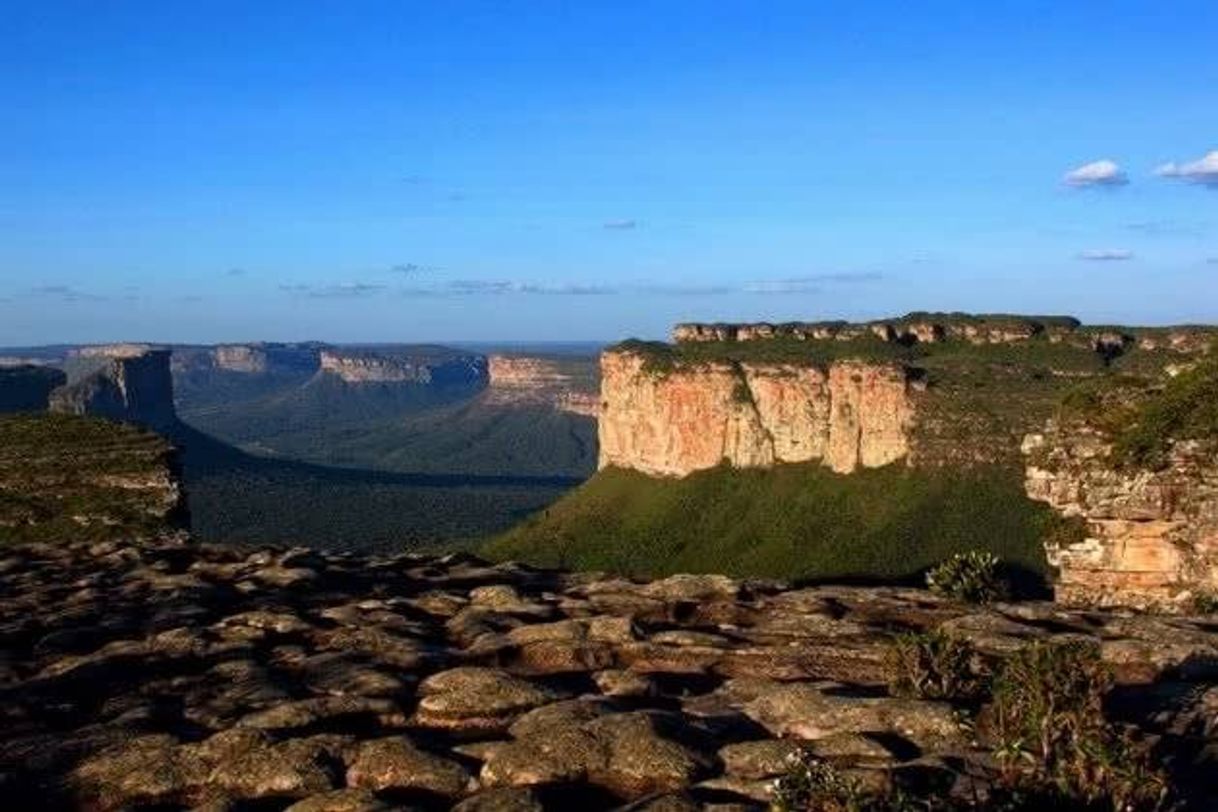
[
  {"left": 775, "top": 640, "right": 1172, "bottom": 811},
  {"left": 174, "top": 424, "right": 580, "bottom": 553},
  {"left": 989, "top": 641, "right": 1169, "bottom": 811},
  {"left": 771, "top": 751, "right": 920, "bottom": 812},
  {"left": 925, "top": 551, "right": 1008, "bottom": 603},
  {"left": 487, "top": 463, "right": 1060, "bottom": 583},
  {"left": 1110, "top": 353, "right": 1218, "bottom": 468},
  {"left": 0, "top": 413, "right": 181, "bottom": 543},
  {"left": 614, "top": 335, "right": 913, "bottom": 373},
  {"left": 887, "top": 629, "right": 984, "bottom": 701},
  {"left": 1054, "top": 351, "right": 1218, "bottom": 469}
]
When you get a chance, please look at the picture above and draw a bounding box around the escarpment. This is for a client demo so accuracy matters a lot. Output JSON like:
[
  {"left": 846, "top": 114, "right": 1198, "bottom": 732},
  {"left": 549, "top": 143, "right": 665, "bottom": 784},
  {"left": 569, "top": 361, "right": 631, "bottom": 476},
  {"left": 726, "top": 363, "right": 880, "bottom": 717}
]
[
  {"left": 319, "top": 348, "right": 488, "bottom": 385},
  {"left": 50, "top": 347, "right": 177, "bottom": 431},
  {"left": 485, "top": 354, "right": 600, "bottom": 416},
  {"left": 598, "top": 350, "right": 915, "bottom": 475}
]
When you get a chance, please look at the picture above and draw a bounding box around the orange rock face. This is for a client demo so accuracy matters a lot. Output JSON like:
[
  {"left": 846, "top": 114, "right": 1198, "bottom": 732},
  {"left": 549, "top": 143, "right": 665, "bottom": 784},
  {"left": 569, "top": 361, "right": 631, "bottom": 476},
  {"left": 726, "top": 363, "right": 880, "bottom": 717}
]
[
  {"left": 484, "top": 355, "right": 599, "bottom": 417},
  {"left": 1023, "top": 425, "right": 1218, "bottom": 611},
  {"left": 598, "top": 351, "right": 915, "bottom": 476}
]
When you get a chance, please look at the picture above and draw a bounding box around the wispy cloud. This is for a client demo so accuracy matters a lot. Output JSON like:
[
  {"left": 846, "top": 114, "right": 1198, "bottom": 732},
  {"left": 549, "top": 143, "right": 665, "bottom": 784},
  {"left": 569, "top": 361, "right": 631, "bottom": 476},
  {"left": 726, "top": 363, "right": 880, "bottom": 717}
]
[
  {"left": 280, "top": 282, "right": 386, "bottom": 298},
  {"left": 742, "top": 272, "right": 883, "bottom": 294},
  {"left": 603, "top": 219, "right": 638, "bottom": 231},
  {"left": 30, "top": 285, "right": 108, "bottom": 302},
  {"left": 1124, "top": 220, "right": 1203, "bottom": 237},
  {"left": 225, "top": 267, "right": 247, "bottom": 277},
  {"left": 1077, "top": 249, "right": 1134, "bottom": 261},
  {"left": 1154, "top": 151, "right": 1218, "bottom": 187},
  {"left": 390, "top": 263, "right": 424, "bottom": 274},
  {"left": 1063, "top": 159, "right": 1128, "bottom": 188}
]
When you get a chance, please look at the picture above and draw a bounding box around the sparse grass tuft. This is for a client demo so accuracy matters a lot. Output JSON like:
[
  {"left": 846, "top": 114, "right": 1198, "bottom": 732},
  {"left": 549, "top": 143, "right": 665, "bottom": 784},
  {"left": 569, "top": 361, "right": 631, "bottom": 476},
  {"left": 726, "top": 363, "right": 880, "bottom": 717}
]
[
  {"left": 887, "top": 629, "right": 985, "bottom": 702},
  {"left": 987, "top": 641, "right": 1170, "bottom": 811}
]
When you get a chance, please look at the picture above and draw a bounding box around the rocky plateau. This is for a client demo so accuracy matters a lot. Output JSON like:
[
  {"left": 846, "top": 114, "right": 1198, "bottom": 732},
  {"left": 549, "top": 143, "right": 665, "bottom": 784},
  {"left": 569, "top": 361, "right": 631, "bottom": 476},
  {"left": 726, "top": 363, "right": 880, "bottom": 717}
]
[{"left": 2, "top": 535, "right": 1217, "bottom": 811}]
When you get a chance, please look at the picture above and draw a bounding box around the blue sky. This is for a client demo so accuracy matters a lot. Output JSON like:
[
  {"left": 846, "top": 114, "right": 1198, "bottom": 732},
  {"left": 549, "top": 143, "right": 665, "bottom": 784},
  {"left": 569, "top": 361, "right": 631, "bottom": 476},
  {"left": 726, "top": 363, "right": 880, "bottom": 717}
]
[{"left": 2, "top": 1, "right": 1215, "bottom": 344}]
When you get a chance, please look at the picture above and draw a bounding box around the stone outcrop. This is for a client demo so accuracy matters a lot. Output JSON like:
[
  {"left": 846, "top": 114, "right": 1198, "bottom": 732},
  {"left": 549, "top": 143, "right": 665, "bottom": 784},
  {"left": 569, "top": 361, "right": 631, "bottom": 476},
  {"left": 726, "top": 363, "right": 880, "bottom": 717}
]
[
  {"left": 672, "top": 315, "right": 1217, "bottom": 355},
  {"left": 2, "top": 536, "right": 1216, "bottom": 810},
  {"left": 599, "top": 350, "right": 914, "bottom": 475},
  {"left": 319, "top": 349, "right": 488, "bottom": 386},
  {"left": 1024, "top": 424, "right": 1218, "bottom": 611},
  {"left": 484, "top": 355, "right": 599, "bottom": 417},
  {"left": 50, "top": 348, "right": 177, "bottom": 431},
  {"left": 212, "top": 344, "right": 269, "bottom": 373}
]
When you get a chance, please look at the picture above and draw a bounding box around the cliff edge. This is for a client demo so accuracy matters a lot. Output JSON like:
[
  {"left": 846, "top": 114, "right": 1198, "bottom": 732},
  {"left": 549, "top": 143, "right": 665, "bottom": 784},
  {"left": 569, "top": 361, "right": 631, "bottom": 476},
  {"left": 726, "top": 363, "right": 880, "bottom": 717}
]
[{"left": 599, "top": 350, "right": 914, "bottom": 475}]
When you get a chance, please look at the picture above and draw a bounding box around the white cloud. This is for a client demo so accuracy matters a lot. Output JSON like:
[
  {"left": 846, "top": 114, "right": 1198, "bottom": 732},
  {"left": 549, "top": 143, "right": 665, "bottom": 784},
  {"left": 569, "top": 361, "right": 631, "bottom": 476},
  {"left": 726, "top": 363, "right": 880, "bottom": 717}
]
[
  {"left": 1077, "top": 249, "right": 1134, "bottom": 261},
  {"left": 1063, "top": 159, "right": 1128, "bottom": 188},
  {"left": 1154, "top": 151, "right": 1218, "bottom": 187}
]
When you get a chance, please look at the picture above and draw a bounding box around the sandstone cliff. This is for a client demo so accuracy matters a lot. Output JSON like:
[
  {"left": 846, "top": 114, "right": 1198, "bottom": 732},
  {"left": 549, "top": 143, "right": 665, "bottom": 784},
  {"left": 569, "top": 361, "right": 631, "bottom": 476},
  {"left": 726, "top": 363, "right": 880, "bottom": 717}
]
[
  {"left": 598, "top": 350, "right": 914, "bottom": 475},
  {"left": 484, "top": 354, "right": 599, "bottom": 417},
  {"left": 51, "top": 348, "right": 177, "bottom": 431},
  {"left": 319, "top": 349, "right": 487, "bottom": 386},
  {"left": 1024, "top": 424, "right": 1218, "bottom": 611}
]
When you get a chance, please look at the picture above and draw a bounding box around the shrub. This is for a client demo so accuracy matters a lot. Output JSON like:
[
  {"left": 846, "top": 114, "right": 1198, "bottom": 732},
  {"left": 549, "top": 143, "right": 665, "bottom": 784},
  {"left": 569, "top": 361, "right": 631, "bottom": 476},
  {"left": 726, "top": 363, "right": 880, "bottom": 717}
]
[
  {"left": 770, "top": 750, "right": 925, "bottom": 812},
  {"left": 926, "top": 551, "right": 1008, "bottom": 604},
  {"left": 1110, "top": 352, "right": 1218, "bottom": 469},
  {"left": 987, "top": 641, "right": 1170, "bottom": 811},
  {"left": 887, "top": 629, "right": 985, "bottom": 702},
  {"left": 1189, "top": 591, "right": 1218, "bottom": 615}
]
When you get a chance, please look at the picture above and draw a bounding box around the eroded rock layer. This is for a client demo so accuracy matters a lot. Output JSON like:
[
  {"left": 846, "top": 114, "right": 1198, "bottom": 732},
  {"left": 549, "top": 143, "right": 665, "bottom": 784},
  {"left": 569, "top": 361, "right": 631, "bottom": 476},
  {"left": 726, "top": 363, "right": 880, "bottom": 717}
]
[
  {"left": 484, "top": 355, "right": 599, "bottom": 417},
  {"left": 50, "top": 348, "right": 177, "bottom": 431},
  {"left": 598, "top": 350, "right": 914, "bottom": 475},
  {"left": 319, "top": 350, "right": 488, "bottom": 386},
  {"left": 1, "top": 537, "right": 1215, "bottom": 810},
  {"left": 1024, "top": 424, "right": 1218, "bottom": 611}
]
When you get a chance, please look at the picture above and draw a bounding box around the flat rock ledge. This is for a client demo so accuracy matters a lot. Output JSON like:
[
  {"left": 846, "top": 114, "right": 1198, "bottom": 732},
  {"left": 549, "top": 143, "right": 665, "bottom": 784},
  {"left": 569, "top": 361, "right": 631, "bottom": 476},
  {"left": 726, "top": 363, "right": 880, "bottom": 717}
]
[{"left": 2, "top": 536, "right": 1216, "bottom": 810}]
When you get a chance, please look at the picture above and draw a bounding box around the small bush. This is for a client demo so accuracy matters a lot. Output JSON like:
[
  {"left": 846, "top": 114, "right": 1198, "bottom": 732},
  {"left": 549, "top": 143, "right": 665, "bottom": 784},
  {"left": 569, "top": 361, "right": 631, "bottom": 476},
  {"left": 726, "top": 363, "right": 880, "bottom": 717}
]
[
  {"left": 926, "top": 551, "right": 1008, "bottom": 604},
  {"left": 1189, "top": 591, "right": 1218, "bottom": 614},
  {"left": 770, "top": 750, "right": 925, "bottom": 812},
  {"left": 887, "top": 629, "right": 985, "bottom": 702},
  {"left": 987, "top": 641, "right": 1170, "bottom": 811}
]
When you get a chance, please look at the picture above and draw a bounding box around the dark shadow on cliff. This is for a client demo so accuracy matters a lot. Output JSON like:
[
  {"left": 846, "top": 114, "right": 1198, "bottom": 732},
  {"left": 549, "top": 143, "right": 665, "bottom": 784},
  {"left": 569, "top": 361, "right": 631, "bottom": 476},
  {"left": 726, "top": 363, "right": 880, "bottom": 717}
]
[{"left": 166, "top": 421, "right": 584, "bottom": 551}]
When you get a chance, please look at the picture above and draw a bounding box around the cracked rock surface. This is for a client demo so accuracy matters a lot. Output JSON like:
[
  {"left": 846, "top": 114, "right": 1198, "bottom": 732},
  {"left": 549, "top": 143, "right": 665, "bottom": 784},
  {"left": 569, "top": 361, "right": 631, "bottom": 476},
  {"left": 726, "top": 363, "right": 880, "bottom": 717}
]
[{"left": 1, "top": 536, "right": 1216, "bottom": 810}]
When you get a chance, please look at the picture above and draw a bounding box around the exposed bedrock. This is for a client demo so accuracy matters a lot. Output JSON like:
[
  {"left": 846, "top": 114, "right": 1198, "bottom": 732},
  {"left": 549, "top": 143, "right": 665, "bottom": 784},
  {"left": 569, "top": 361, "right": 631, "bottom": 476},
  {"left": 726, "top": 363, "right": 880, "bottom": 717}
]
[
  {"left": 598, "top": 350, "right": 915, "bottom": 475},
  {"left": 50, "top": 348, "right": 177, "bottom": 431},
  {"left": 319, "top": 349, "right": 488, "bottom": 385},
  {"left": 1024, "top": 424, "right": 1218, "bottom": 611}
]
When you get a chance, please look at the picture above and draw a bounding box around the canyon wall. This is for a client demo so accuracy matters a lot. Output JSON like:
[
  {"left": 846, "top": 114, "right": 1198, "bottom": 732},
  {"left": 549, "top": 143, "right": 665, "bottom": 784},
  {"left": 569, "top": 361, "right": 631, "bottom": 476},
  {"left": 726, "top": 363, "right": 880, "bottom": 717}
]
[
  {"left": 319, "top": 349, "right": 487, "bottom": 385},
  {"left": 50, "top": 348, "right": 177, "bottom": 431},
  {"left": 484, "top": 355, "right": 599, "bottom": 417},
  {"left": 598, "top": 350, "right": 914, "bottom": 475},
  {"left": 1023, "top": 424, "right": 1218, "bottom": 611}
]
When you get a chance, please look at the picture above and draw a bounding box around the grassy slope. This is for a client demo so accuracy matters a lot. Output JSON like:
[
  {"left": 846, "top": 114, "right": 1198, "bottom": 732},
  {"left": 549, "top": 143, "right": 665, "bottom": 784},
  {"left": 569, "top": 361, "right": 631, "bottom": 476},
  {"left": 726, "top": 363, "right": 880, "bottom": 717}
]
[
  {"left": 487, "top": 463, "right": 1058, "bottom": 585},
  {"left": 0, "top": 414, "right": 180, "bottom": 543}
]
